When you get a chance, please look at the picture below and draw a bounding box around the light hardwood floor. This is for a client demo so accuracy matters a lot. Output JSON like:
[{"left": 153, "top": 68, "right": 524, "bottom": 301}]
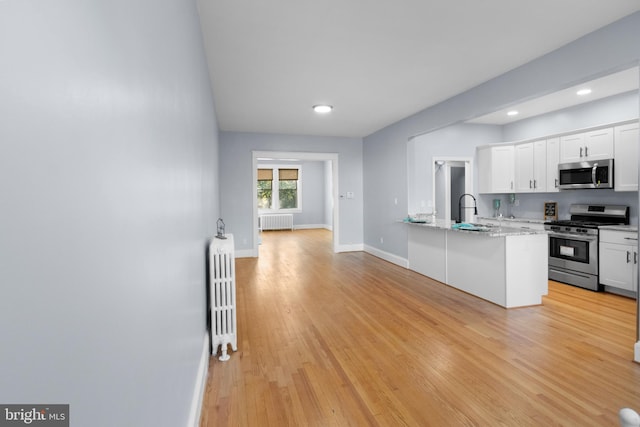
[{"left": 200, "top": 229, "right": 640, "bottom": 426}]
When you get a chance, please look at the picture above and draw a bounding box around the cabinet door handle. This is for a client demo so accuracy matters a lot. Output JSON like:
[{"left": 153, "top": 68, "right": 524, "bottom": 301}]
[
  {"left": 534, "top": 179, "right": 537, "bottom": 189},
  {"left": 627, "top": 251, "right": 631, "bottom": 263},
  {"left": 624, "top": 237, "right": 638, "bottom": 241},
  {"left": 529, "top": 180, "right": 533, "bottom": 189},
  {"left": 511, "top": 181, "right": 513, "bottom": 190},
  {"left": 555, "top": 178, "right": 558, "bottom": 188},
  {"left": 580, "top": 147, "right": 583, "bottom": 157},
  {"left": 585, "top": 146, "right": 588, "bottom": 157},
  {"left": 635, "top": 252, "right": 638, "bottom": 264}
]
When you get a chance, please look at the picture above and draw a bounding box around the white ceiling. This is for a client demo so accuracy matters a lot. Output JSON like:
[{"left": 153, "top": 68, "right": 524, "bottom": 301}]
[
  {"left": 468, "top": 66, "right": 640, "bottom": 125},
  {"left": 196, "top": 1, "right": 640, "bottom": 138}
]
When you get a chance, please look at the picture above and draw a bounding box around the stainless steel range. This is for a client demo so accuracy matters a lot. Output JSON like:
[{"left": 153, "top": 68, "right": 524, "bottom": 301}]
[{"left": 544, "top": 204, "right": 629, "bottom": 291}]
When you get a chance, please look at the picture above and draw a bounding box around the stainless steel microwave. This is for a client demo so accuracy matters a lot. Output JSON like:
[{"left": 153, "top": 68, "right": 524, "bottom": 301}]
[{"left": 557, "top": 159, "right": 614, "bottom": 189}]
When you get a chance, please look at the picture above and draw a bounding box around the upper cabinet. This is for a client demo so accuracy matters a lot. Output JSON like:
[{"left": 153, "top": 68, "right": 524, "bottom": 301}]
[
  {"left": 514, "top": 140, "right": 546, "bottom": 193},
  {"left": 477, "top": 145, "right": 514, "bottom": 194},
  {"left": 560, "top": 128, "right": 614, "bottom": 163},
  {"left": 477, "top": 120, "right": 637, "bottom": 194},
  {"left": 546, "top": 137, "right": 560, "bottom": 192},
  {"left": 614, "top": 122, "right": 639, "bottom": 192}
]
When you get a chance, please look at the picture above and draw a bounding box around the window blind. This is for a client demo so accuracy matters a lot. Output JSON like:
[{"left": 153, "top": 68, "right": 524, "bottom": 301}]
[
  {"left": 279, "top": 168, "right": 298, "bottom": 180},
  {"left": 258, "top": 169, "right": 273, "bottom": 181}
]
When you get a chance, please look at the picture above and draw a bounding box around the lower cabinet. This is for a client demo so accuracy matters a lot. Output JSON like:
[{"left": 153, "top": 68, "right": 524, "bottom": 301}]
[{"left": 599, "top": 229, "right": 638, "bottom": 293}]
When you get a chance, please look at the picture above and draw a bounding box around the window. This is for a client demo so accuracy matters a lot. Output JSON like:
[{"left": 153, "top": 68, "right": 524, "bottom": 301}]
[
  {"left": 278, "top": 168, "right": 298, "bottom": 209},
  {"left": 257, "top": 166, "right": 301, "bottom": 212},
  {"left": 257, "top": 168, "right": 273, "bottom": 209}
]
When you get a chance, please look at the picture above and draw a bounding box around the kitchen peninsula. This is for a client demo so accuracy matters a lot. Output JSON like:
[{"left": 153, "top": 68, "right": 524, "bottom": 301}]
[{"left": 406, "top": 220, "right": 548, "bottom": 308}]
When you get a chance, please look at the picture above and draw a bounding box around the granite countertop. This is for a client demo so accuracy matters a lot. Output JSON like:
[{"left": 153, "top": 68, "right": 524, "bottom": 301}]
[
  {"left": 476, "top": 216, "right": 547, "bottom": 225},
  {"left": 403, "top": 218, "right": 546, "bottom": 237},
  {"left": 599, "top": 225, "right": 639, "bottom": 232}
]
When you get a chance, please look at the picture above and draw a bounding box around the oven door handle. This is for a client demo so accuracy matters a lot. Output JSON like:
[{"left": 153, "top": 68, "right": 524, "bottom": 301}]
[
  {"left": 592, "top": 163, "right": 598, "bottom": 187},
  {"left": 547, "top": 231, "right": 598, "bottom": 242}
]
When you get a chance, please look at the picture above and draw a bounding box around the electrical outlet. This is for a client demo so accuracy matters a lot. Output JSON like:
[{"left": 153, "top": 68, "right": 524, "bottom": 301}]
[{"left": 380, "top": 237, "right": 384, "bottom": 244}]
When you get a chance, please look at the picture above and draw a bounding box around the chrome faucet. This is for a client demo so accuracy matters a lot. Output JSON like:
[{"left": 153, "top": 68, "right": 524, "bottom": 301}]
[{"left": 457, "top": 193, "right": 478, "bottom": 223}]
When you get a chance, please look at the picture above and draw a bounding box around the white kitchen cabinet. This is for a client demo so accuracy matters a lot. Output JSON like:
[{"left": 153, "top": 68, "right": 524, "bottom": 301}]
[
  {"left": 599, "top": 229, "right": 638, "bottom": 293},
  {"left": 533, "top": 140, "right": 547, "bottom": 192},
  {"left": 514, "top": 140, "right": 547, "bottom": 193},
  {"left": 546, "top": 137, "right": 560, "bottom": 192},
  {"left": 614, "top": 122, "right": 639, "bottom": 192},
  {"left": 560, "top": 133, "right": 584, "bottom": 163},
  {"left": 560, "top": 128, "right": 614, "bottom": 163},
  {"left": 477, "top": 145, "right": 514, "bottom": 194},
  {"left": 514, "top": 143, "right": 534, "bottom": 193}
]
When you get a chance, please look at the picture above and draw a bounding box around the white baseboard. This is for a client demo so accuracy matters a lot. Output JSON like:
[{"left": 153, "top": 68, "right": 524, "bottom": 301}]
[
  {"left": 293, "top": 224, "right": 328, "bottom": 230},
  {"left": 364, "top": 245, "right": 409, "bottom": 268},
  {"left": 235, "top": 248, "right": 257, "bottom": 258},
  {"left": 336, "top": 243, "right": 365, "bottom": 253},
  {"left": 187, "top": 333, "right": 210, "bottom": 427},
  {"left": 635, "top": 341, "right": 640, "bottom": 363}
]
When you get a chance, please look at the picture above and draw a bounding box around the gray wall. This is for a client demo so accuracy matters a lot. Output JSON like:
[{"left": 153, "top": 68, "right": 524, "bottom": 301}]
[
  {"left": 0, "top": 1, "right": 219, "bottom": 426},
  {"left": 363, "top": 11, "right": 640, "bottom": 261},
  {"left": 362, "top": 123, "right": 411, "bottom": 257},
  {"left": 407, "top": 123, "right": 503, "bottom": 215},
  {"left": 299, "top": 161, "right": 329, "bottom": 227},
  {"left": 219, "top": 131, "right": 363, "bottom": 252}
]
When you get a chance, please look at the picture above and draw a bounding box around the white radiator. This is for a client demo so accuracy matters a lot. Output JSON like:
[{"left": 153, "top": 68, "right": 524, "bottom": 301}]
[
  {"left": 209, "top": 234, "right": 237, "bottom": 361},
  {"left": 260, "top": 214, "right": 294, "bottom": 231}
]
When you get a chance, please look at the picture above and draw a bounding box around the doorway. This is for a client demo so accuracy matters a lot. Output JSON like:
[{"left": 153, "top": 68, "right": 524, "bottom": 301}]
[
  {"left": 252, "top": 151, "right": 339, "bottom": 257},
  {"left": 432, "top": 157, "right": 473, "bottom": 222}
]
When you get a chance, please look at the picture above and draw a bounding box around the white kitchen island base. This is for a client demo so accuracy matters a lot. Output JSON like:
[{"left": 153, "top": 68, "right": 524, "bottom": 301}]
[{"left": 408, "top": 221, "right": 548, "bottom": 308}]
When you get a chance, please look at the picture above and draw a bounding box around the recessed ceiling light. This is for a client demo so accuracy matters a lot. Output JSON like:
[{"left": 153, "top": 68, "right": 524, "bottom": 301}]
[
  {"left": 507, "top": 110, "right": 519, "bottom": 116},
  {"left": 312, "top": 105, "right": 333, "bottom": 113},
  {"left": 577, "top": 88, "right": 592, "bottom": 96}
]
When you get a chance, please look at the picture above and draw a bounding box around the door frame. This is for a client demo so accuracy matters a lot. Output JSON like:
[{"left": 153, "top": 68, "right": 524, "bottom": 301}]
[
  {"left": 431, "top": 157, "right": 474, "bottom": 222},
  {"left": 252, "top": 151, "right": 339, "bottom": 256}
]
